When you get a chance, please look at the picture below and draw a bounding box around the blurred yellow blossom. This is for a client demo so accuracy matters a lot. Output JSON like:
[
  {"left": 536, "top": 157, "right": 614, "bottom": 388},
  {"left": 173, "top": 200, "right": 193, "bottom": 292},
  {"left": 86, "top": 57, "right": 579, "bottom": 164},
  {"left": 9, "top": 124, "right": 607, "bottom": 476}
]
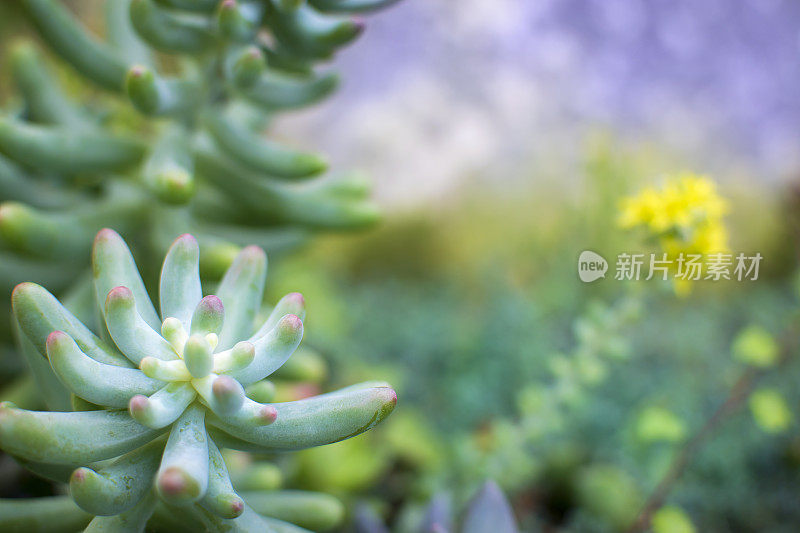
[
  {"left": 619, "top": 174, "right": 730, "bottom": 294},
  {"left": 619, "top": 173, "right": 728, "bottom": 238}
]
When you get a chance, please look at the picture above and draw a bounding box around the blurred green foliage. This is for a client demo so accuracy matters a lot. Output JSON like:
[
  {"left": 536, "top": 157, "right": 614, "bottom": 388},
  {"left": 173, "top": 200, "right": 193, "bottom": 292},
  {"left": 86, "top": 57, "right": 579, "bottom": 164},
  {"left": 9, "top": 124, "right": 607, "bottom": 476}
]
[{"left": 263, "top": 136, "right": 800, "bottom": 530}]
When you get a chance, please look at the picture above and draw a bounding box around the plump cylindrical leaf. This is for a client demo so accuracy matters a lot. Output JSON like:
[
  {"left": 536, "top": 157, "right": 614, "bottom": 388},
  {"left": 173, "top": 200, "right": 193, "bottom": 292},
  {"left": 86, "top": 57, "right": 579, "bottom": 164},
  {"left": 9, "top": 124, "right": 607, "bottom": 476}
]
[
  {"left": 12, "top": 282, "right": 130, "bottom": 367},
  {"left": 15, "top": 320, "right": 72, "bottom": 412},
  {"left": 190, "top": 295, "right": 225, "bottom": 337},
  {"left": 229, "top": 46, "right": 266, "bottom": 88},
  {"left": 130, "top": 0, "right": 216, "bottom": 54},
  {"left": 208, "top": 384, "right": 396, "bottom": 451},
  {"left": 156, "top": 405, "right": 209, "bottom": 504},
  {"left": 0, "top": 203, "right": 94, "bottom": 260},
  {"left": 105, "top": 286, "right": 179, "bottom": 364},
  {"left": 310, "top": 0, "right": 400, "bottom": 14},
  {"left": 160, "top": 234, "right": 202, "bottom": 326},
  {"left": 184, "top": 334, "right": 214, "bottom": 378},
  {"left": 140, "top": 357, "right": 192, "bottom": 382},
  {"left": 0, "top": 117, "right": 144, "bottom": 174},
  {"left": 0, "top": 404, "right": 163, "bottom": 464},
  {"left": 21, "top": 0, "right": 128, "bottom": 90},
  {"left": 229, "top": 314, "right": 303, "bottom": 385},
  {"left": 93, "top": 228, "right": 161, "bottom": 330},
  {"left": 142, "top": 128, "right": 196, "bottom": 205},
  {"left": 126, "top": 65, "right": 199, "bottom": 116},
  {"left": 129, "top": 382, "right": 196, "bottom": 429},
  {"left": 250, "top": 292, "right": 306, "bottom": 340},
  {"left": 215, "top": 245, "right": 267, "bottom": 350},
  {"left": 46, "top": 331, "right": 163, "bottom": 408},
  {"left": 0, "top": 154, "right": 74, "bottom": 208},
  {"left": 70, "top": 438, "right": 164, "bottom": 516},
  {"left": 83, "top": 491, "right": 157, "bottom": 533},
  {"left": 204, "top": 110, "right": 326, "bottom": 179},
  {"left": 0, "top": 496, "right": 92, "bottom": 533},
  {"left": 11, "top": 42, "right": 87, "bottom": 127},
  {"left": 241, "top": 70, "right": 339, "bottom": 111},
  {"left": 194, "top": 144, "right": 380, "bottom": 230},
  {"left": 105, "top": 0, "right": 152, "bottom": 65},
  {"left": 200, "top": 440, "right": 245, "bottom": 519},
  {"left": 213, "top": 341, "right": 255, "bottom": 374},
  {"left": 217, "top": 0, "right": 261, "bottom": 43},
  {"left": 210, "top": 375, "right": 246, "bottom": 414},
  {"left": 268, "top": 5, "right": 363, "bottom": 59},
  {"left": 154, "top": 0, "right": 219, "bottom": 11},
  {"left": 242, "top": 490, "right": 344, "bottom": 531}
]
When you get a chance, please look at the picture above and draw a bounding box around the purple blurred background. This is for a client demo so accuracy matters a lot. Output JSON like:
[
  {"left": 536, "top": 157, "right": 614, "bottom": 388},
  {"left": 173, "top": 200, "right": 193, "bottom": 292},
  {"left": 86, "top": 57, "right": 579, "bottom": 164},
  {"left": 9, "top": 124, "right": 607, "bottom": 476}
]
[{"left": 277, "top": 0, "right": 800, "bottom": 207}]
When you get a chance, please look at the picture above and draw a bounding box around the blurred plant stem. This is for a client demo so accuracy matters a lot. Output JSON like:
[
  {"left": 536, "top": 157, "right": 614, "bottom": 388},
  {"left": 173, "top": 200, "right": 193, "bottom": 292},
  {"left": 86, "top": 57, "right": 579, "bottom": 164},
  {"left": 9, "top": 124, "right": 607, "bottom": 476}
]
[{"left": 627, "top": 311, "right": 800, "bottom": 533}]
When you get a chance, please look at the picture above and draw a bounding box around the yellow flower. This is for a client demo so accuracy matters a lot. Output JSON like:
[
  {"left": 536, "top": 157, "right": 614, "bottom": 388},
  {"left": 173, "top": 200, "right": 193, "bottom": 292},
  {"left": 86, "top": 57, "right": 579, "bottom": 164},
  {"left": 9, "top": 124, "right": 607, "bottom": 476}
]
[
  {"left": 619, "top": 174, "right": 727, "bottom": 234},
  {"left": 619, "top": 173, "right": 730, "bottom": 294}
]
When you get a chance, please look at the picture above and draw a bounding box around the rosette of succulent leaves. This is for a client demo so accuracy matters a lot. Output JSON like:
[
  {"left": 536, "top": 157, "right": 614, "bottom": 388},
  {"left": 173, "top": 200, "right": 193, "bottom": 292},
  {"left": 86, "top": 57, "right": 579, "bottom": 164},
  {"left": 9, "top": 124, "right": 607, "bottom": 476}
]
[
  {"left": 0, "top": 229, "right": 397, "bottom": 531},
  {"left": 0, "top": 0, "right": 399, "bottom": 372}
]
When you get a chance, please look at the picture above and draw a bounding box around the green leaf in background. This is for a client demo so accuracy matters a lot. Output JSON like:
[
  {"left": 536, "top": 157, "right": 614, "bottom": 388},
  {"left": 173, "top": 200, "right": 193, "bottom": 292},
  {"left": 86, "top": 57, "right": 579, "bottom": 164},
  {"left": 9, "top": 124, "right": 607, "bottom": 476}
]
[
  {"left": 731, "top": 325, "right": 779, "bottom": 367},
  {"left": 576, "top": 464, "right": 642, "bottom": 530},
  {"left": 635, "top": 406, "right": 686, "bottom": 443},
  {"left": 749, "top": 388, "right": 792, "bottom": 434},
  {"left": 296, "top": 433, "right": 390, "bottom": 492},
  {"left": 652, "top": 505, "right": 696, "bottom": 533},
  {"left": 384, "top": 408, "right": 444, "bottom": 470}
]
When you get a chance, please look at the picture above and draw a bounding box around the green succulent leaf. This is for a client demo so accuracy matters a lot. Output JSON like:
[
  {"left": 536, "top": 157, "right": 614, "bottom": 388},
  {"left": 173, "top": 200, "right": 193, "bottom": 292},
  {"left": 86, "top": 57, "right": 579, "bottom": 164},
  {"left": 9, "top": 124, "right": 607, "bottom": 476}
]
[
  {"left": 21, "top": 0, "right": 128, "bottom": 91},
  {"left": 0, "top": 117, "right": 144, "bottom": 175},
  {"left": 215, "top": 245, "right": 268, "bottom": 350},
  {"left": 241, "top": 70, "right": 340, "bottom": 111},
  {"left": 14, "top": 318, "right": 72, "bottom": 411},
  {"left": 267, "top": 5, "right": 363, "bottom": 59},
  {"left": 310, "top": 0, "right": 401, "bottom": 14},
  {"left": 129, "top": 382, "right": 197, "bottom": 429},
  {"left": 130, "top": 0, "right": 216, "bottom": 54},
  {"left": 156, "top": 404, "right": 210, "bottom": 504},
  {"left": 204, "top": 110, "right": 328, "bottom": 179},
  {"left": 0, "top": 404, "right": 164, "bottom": 464},
  {"left": 93, "top": 228, "right": 161, "bottom": 330},
  {"left": 229, "top": 314, "right": 304, "bottom": 385},
  {"left": 126, "top": 65, "right": 200, "bottom": 117},
  {"left": 253, "top": 292, "right": 307, "bottom": 339},
  {"left": 160, "top": 233, "right": 203, "bottom": 327},
  {"left": 46, "top": 330, "right": 163, "bottom": 408},
  {"left": 11, "top": 42, "right": 88, "bottom": 128},
  {"left": 13, "top": 281, "right": 131, "bottom": 367},
  {"left": 242, "top": 490, "right": 345, "bottom": 531},
  {"left": 0, "top": 496, "right": 92, "bottom": 533},
  {"left": 84, "top": 491, "right": 158, "bottom": 533},
  {"left": 200, "top": 439, "right": 245, "bottom": 519},
  {"left": 209, "top": 384, "right": 396, "bottom": 451},
  {"left": 70, "top": 438, "right": 165, "bottom": 516},
  {"left": 105, "top": 286, "right": 181, "bottom": 364}
]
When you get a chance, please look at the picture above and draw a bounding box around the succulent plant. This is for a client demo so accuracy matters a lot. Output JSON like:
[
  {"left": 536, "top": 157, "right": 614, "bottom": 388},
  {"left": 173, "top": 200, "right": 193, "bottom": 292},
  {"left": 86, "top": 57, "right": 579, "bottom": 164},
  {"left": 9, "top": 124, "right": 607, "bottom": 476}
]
[
  {"left": 0, "top": 0, "right": 398, "bottom": 379},
  {"left": 0, "top": 229, "right": 396, "bottom": 531}
]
